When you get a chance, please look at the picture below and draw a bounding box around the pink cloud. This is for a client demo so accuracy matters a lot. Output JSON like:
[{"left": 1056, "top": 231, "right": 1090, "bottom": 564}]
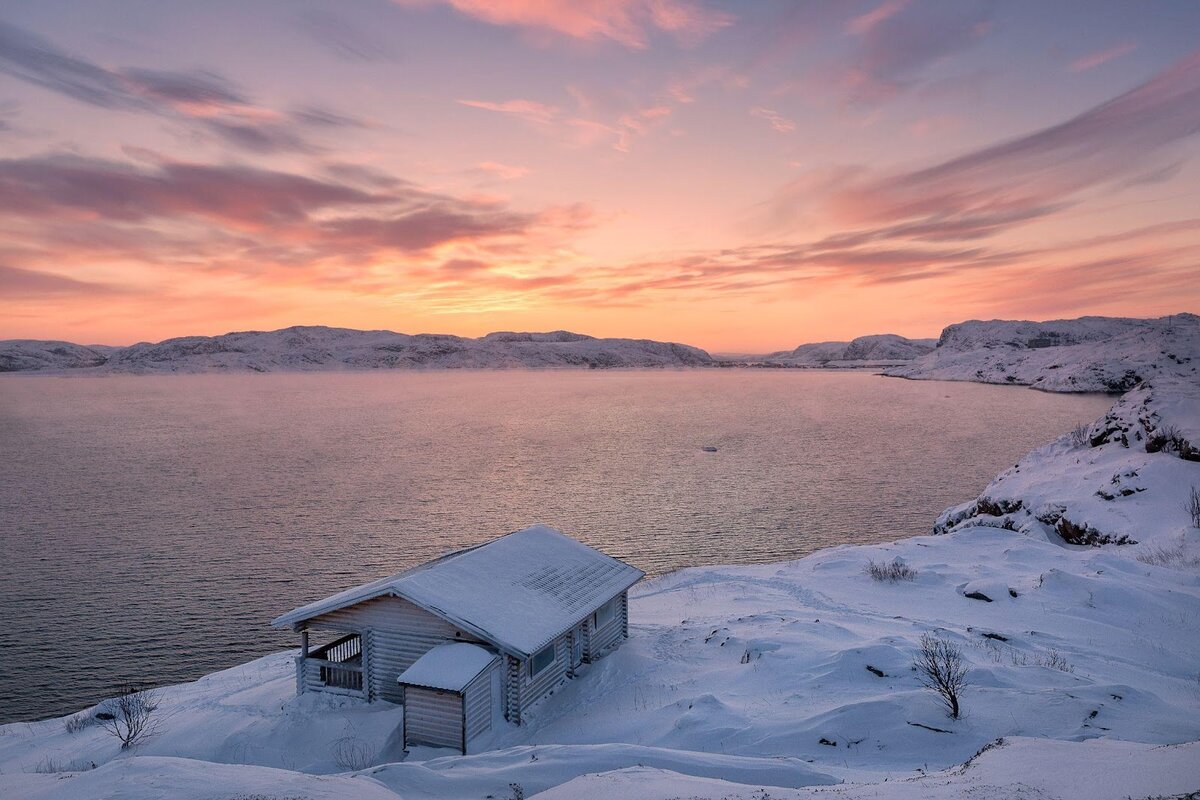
[
  {"left": 396, "top": 0, "right": 732, "bottom": 48},
  {"left": 457, "top": 98, "right": 561, "bottom": 125},
  {"left": 750, "top": 106, "right": 795, "bottom": 133},
  {"left": 845, "top": 0, "right": 907, "bottom": 36},
  {"left": 460, "top": 90, "right": 675, "bottom": 152},
  {"left": 1070, "top": 41, "right": 1138, "bottom": 72}
]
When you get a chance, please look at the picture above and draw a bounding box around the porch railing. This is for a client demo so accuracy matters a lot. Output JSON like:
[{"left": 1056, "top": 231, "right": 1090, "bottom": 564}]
[{"left": 300, "top": 632, "right": 365, "bottom": 696}]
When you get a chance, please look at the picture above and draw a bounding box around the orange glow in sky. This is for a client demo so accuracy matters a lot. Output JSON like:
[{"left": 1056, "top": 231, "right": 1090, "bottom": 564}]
[{"left": 1, "top": 1, "right": 1198, "bottom": 351}]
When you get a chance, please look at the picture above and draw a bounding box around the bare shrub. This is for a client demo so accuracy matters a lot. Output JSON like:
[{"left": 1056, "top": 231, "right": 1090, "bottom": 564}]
[
  {"left": 508, "top": 783, "right": 526, "bottom": 800},
  {"left": 1068, "top": 422, "right": 1090, "bottom": 448},
  {"left": 97, "top": 688, "right": 160, "bottom": 750},
  {"left": 63, "top": 713, "right": 98, "bottom": 734},
  {"left": 1137, "top": 542, "right": 1200, "bottom": 570},
  {"left": 332, "top": 735, "right": 372, "bottom": 771},
  {"left": 865, "top": 558, "right": 918, "bottom": 583},
  {"left": 1035, "top": 649, "right": 1074, "bottom": 673},
  {"left": 1186, "top": 486, "right": 1200, "bottom": 528},
  {"left": 29, "top": 755, "right": 96, "bottom": 773},
  {"left": 914, "top": 633, "right": 969, "bottom": 719}
]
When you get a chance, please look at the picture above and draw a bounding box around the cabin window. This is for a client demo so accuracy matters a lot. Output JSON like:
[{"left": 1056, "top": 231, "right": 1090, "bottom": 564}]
[
  {"left": 528, "top": 644, "right": 555, "bottom": 678},
  {"left": 593, "top": 597, "right": 617, "bottom": 629}
]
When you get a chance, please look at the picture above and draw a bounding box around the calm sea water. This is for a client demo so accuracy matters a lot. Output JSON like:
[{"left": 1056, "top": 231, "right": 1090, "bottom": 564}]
[{"left": 0, "top": 370, "right": 1112, "bottom": 723}]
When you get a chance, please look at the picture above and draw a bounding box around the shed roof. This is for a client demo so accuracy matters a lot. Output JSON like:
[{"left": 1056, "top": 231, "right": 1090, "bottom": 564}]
[
  {"left": 397, "top": 643, "right": 498, "bottom": 692},
  {"left": 272, "top": 525, "right": 644, "bottom": 658}
]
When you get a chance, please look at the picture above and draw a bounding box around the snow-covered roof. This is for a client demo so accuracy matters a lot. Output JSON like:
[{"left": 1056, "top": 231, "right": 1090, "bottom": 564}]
[
  {"left": 396, "top": 643, "right": 498, "bottom": 692},
  {"left": 272, "top": 525, "right": 644, "bottom": 658}
]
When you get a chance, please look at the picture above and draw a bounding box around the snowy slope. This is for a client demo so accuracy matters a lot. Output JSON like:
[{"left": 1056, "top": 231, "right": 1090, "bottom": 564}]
[
  {"left": 535, "top": 738, "right": 1200, "bottom": 800},
  {"left": 936, "top": 376, "right": 1200, "bottom": 547},
  {"left": 0, "top": 326, "right": 714, "bottom": 373},
  {"left": 885, "top": 313, "right": 1199, "bottom": 392},
  {"left": 764, "top": 334, "right": 936, "bottom": 367}
]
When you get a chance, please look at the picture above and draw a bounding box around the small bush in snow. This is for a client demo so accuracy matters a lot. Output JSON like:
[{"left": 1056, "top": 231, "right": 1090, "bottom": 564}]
[
  {"left": 63, "top": 713, "right": 98, "bottom": 734},
  {"left": 1068, "top": 422, "right": 1090, "bottom": 448},
  {"left": 1136, "top": 541, "right": 1200, "bottom": 570},
  {"left": 332, "top": 735, "right": 372, "bottom": 771},
  {"left": 865, "top": 558, "right": 917, "bottom": 583},
  {"left": 28, "top": 755, "right": 96, "bottom": 774},
  {"left": 1035, "top": 649, "right": 1074, "bottom": 673},
  {"left": 914, "top": 633, "right": 969, "bottom": 719},
  {"left": 97, "top": 688, "right": 160, "bottom": 750},
  {"left": 508, "top": 783, "right": 526, "bottom": 800},
  {"left": 1186, "top": 486, "right": 1200, "bottom": 528}
]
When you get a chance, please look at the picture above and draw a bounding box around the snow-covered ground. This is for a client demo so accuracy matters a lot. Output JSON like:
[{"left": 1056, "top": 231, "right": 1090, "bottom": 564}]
[
  {"left": 885, "top": 313, "right": 1198, "bottom": 392},
  {"left": 0, "top": 326, "right": 714, "bottom": 373},
  {"left": 2, "top": 349, "right": 1198, "bottom": 798}
]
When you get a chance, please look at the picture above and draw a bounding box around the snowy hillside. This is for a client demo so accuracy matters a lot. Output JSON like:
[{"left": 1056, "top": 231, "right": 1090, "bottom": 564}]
[
  {"left": 764, "top": 334, "right": 936, "bottom": 367},
  {"left": 0, "top": 327, "right": 714, "bottom": 373},
  {"left": 0, "top": 340, "right": 112, "bottom": 372},
  {"left": 937, "top": 377, "right": 1200, "bottom": 544},
  {"left": 885, "top": 313, "right": 1199, "bottom": 392}
]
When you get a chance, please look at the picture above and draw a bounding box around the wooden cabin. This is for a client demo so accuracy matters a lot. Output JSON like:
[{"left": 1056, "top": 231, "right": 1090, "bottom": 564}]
[{"left": 271, "top": 525, "right": 643, "bottom": 753}]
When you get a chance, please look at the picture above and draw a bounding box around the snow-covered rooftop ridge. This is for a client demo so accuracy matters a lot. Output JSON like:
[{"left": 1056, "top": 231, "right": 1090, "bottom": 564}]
[
  {"left": 272, "top": 525, "right": 645, "bottom": 658},
  {"left": 397, "top": 643, "right": 499, "bottom": 692}
]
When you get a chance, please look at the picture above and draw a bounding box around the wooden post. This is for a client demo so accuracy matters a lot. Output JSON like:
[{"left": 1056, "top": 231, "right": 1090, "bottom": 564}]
[
  {"left": 460, "top": 691, "right": 467, "bottom": 755},
  {"left": 297, "top": 628, "right": 310, "bottom": 695}
]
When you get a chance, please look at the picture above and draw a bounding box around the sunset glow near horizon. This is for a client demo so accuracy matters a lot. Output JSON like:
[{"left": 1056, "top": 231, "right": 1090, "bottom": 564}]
[{"left": 2, "top": 1, "right": 1199, "bottom": 352}]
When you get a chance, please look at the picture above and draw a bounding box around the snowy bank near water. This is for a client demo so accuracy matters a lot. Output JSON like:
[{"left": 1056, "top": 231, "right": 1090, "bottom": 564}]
[
  {"left": 884, "top": 313, "right": 1198, "bottom": 392},
  {"left": 2, "top": 372, "right": 1198, "bottom": 799}
]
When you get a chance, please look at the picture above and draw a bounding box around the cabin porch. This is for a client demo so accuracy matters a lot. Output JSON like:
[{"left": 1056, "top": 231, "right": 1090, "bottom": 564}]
[{"left": 296, "top": 630, "right": 366, "bottom": 698}]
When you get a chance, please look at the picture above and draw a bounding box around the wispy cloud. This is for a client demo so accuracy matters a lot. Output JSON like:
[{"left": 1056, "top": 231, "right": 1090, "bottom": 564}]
[
  {"left": 0, "top": 153, "right": 592, "bottom": 300},
  {"left": 0, "top": 22, "right": 367, "bottom": 154},
  {"left": 460, "top": 88, "right": 674, "bottom": 151},
  {"left": 750, "top": 106, "right": 795, "bottom": 133},
  {"left": 472, "top": 161, "right": 530, "bottom": 181},
  {"left": 1070, "top": 41, "right": 1138, "bottom": 72},
  {"left": 395, "top": 0, "right": 732, "bottom": 49},
  {"left": 766, "top": 49, "right": 1200, "bottom": 243},
  {"left": 0, "top": 263, "right": 125, "bottom": 298}
]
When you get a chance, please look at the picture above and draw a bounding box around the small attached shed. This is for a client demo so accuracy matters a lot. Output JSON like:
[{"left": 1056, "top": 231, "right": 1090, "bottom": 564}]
[
  {"left": 398, "top": 643, "right": 500, "bottom": 753},
  {"left": 272, "top": 525, "right": 644, "bottom": 751}
]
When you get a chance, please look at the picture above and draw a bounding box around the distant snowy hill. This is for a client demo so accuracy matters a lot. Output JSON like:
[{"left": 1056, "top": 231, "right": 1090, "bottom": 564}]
[
  {"left": 764, "top": 334, "right": 937, "bottom": 367},
  {"left": 0, "top": 340, "right": 112, "bottom": 372},
  {"left": 0, "top": 327, "right": 714, "bottom": 373},
  {"left": 885, "top": 313, "right": 1199, "bottom": 393}
]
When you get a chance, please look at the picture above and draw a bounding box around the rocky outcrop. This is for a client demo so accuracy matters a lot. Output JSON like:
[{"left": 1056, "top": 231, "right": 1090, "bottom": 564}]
[{"left": 934, "top": 377, "right": 1200, "bottom": 548}]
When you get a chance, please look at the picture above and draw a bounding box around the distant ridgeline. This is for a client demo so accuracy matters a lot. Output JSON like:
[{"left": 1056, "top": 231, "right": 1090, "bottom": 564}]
[
  {"left": 0, "top": 327, "right": 714, "bottom": 373},
  {"left": 2, "top": 314, "right": 1195, "bottom": 385}
]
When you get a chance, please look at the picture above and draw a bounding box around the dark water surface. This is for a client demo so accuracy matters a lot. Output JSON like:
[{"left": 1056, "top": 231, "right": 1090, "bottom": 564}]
[{"left": 0, "top": 370, "right": 1111, "bottom": 722}]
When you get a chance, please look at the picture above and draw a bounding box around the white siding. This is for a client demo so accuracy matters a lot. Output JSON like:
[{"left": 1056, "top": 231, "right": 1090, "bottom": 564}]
[
  {"left": 586, "top": 591, "right": 627, "bottom": 661},
  {"left": 307, "top": 595, "right": 483, "bottom": 703},
  {"left": 404, "top": 686, "right": 462, "bottom": 751},
  {"left": 517, "top": 632, "right": 570, "bottom": 719},
  {"left": 463, "top": 660, "right": 498, "bottom": 746}
]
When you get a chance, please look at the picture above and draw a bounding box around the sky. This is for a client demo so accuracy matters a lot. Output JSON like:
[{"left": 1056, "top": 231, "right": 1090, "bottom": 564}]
[{"left": 1, "top": 1, "right": 1198, "bottom": 351}]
